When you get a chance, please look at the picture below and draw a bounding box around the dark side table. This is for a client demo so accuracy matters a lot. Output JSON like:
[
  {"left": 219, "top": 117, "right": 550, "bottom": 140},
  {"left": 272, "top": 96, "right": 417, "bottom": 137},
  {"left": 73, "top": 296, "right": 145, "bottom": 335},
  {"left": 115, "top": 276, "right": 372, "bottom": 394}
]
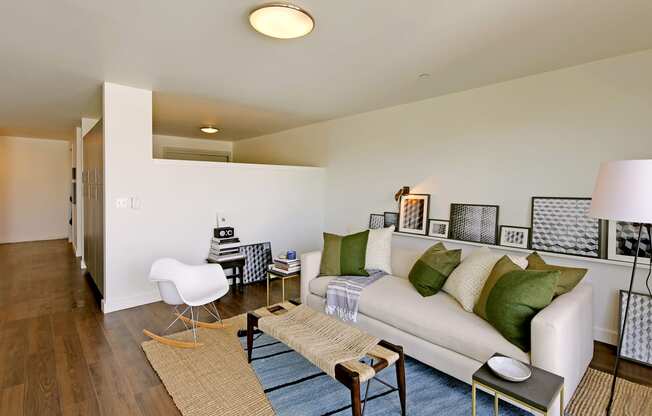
[
  {"left": 472, "top": 354, "right": 564, "bottom": 416},
  {"left": 207, "top": 256, "right": 246, "bottom": 291}
]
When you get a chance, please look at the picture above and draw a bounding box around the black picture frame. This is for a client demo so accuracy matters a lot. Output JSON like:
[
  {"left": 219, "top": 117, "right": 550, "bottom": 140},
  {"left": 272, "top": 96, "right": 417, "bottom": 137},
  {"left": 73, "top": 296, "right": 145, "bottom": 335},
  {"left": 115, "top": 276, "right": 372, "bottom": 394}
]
[
  {"left": 397, "top": 194, "right": 430, "bottom": 235},
  {"left": 530, "top": 196, "right": 602, "bottom": 259},
  {"left": 499, "top": 225, "right": 531, "bottom": 249},
  {"left": 449, "top": 203, "right": 500, "bottom": 244},
  {"left": 618, "top": 290, "right": 652, "bottom": 367},
  {"left": 427, "top": 219, "right": 450, "bottom": 238},
  {"left": 369, "top": 213, "right": 385, "bottom": 229},
  {"left": 384, "top": 212, "right": 398, "bottom": 231}
]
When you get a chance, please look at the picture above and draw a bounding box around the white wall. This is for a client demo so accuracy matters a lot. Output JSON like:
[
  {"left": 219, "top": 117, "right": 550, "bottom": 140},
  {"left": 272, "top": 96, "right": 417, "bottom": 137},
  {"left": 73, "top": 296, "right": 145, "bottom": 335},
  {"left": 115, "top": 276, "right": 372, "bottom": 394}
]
[
  {"left": 102, "top": 83, "right": 325, "bottom": 313},
  {"left": 0, "top": 136, "right": 71, "bottom": 243},
  {"left": 233, "top": 49, "right": 652, "bottom": 344},
  {"left": 152, "top": 134, "right": 232, "bottom": 159}
]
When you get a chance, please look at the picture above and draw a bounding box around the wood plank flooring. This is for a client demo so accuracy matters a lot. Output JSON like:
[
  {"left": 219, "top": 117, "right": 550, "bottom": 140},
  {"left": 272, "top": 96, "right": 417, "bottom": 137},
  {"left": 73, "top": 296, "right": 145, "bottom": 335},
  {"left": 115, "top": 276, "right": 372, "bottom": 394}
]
[{"left": 0, "top": 239, "right": 649, "bottom": 415}]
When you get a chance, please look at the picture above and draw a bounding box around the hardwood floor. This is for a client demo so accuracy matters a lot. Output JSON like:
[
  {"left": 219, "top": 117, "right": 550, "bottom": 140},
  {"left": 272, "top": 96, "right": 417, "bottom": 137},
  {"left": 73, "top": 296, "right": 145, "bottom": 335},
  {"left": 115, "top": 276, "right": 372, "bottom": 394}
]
[{"left": 0, "top": 239, "right": 649, "bottom": 415}]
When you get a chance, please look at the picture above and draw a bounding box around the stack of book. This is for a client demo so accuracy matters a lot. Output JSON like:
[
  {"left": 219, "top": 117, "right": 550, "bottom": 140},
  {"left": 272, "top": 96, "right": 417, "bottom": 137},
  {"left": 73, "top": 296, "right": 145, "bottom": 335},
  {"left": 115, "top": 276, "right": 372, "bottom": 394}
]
[
  {"left": 269, "top": 257, "right": 301, "bottom": 275},
  {"left": 208, "top": 237, "right": 243, "bottom": 261}
]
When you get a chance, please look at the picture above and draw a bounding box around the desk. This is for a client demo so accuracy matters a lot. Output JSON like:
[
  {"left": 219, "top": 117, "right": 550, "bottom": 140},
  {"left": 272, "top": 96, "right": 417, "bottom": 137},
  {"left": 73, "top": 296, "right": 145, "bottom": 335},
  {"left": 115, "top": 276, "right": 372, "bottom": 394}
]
[{"left": 207, "top": 256, "right": 246, "bottom": 292}]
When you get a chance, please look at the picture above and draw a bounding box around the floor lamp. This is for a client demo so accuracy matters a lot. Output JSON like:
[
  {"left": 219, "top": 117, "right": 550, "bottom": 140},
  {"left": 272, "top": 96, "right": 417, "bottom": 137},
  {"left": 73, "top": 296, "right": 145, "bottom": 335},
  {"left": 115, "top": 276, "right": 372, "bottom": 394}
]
[{"left": 589, "top": 159, "right": 652, "bottom": 415}]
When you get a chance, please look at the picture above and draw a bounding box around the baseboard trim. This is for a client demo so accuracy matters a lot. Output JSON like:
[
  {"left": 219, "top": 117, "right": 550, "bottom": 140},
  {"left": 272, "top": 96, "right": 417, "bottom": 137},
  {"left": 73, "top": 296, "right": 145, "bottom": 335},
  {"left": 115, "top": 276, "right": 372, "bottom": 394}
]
[
  {"left": 102, "top": 290, "right": 161, "bottom": 314},
  {"left": 594, "top": 326, "right": 618, "bottom": 345}
]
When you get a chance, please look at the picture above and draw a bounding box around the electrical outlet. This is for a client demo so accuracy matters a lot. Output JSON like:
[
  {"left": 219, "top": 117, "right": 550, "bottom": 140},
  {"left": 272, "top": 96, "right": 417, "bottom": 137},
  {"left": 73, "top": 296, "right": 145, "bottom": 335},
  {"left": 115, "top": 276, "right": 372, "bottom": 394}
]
[{"left": 116, "top": 198, "right": 129, "bottom": 209}]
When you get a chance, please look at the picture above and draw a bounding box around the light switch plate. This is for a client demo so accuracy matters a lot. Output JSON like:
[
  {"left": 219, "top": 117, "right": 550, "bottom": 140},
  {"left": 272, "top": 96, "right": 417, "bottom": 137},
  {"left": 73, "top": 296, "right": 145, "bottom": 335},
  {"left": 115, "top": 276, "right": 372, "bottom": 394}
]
[{"left": 131, "top": 197, "right": 141, "bottom": 210}]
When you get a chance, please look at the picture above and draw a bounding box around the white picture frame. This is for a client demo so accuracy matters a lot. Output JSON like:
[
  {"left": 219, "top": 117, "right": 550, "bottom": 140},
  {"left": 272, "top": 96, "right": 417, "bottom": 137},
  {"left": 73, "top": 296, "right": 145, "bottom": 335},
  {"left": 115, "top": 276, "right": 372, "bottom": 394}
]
[
  {"left": 397, "top": 194, "right": 430, "bottom": 235},
  {"left": 608, "top": 221, "right": 651, "bottom": 265},
  {"left": 499, "top": 226, "right": 530, "bottom": 249},
  {"left": 428, "top": 219, "right": 449, "bottom": 238}
]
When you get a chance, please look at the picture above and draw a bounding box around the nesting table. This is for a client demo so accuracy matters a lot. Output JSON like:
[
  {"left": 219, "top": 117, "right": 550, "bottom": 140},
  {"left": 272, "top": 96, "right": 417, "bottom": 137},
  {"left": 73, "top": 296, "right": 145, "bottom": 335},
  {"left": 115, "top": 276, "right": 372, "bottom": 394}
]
[
  {"left": 266, "top": 266, "right": 300, "bottom": 306},
  {"left": 472, "top": 354, "right": 564, "bottom": 416}
]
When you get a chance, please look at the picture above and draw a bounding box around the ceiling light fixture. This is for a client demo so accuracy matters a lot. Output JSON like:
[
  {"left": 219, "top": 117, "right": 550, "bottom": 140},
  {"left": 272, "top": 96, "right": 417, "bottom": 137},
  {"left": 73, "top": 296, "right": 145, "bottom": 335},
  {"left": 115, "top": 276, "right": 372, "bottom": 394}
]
[
  {"left": 418, "top": 73, "right": 431, "bottom": 80},
  {"left": 200, "top": 126, "right": 219, "bottom": 134},
  {"left": 249, "top": 3, "right": 314, "bottom": 39}
]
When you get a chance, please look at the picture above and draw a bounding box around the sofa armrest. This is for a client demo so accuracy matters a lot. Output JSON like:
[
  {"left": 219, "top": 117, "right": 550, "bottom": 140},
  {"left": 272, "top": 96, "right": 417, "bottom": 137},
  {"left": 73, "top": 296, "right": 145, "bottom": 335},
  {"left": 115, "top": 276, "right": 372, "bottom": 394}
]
[
  {"left": 300, "top": 251, "right": 322, "bottom": 304},
  {"left": 531, "top": 284, "right": 593, "bottom": 411}
]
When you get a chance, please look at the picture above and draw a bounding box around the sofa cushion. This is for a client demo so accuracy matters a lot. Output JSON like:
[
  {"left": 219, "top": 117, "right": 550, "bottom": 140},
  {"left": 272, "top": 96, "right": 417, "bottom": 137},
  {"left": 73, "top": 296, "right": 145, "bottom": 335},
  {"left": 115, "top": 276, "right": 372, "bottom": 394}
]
[
  {"left": 309, "top": 275, "right": 337, "bottom": 297},
  {"left": 320, "top": 231, "right": 369, "bottom": 276},
  {"left": 408, "top": 242, "right": 461, "bottom": 297},
  {"left": 358, "top": 275, "right": 530, "bottom": 363},
  {"left": 526, "top": 252, "right": 587, "bottom": 296}
]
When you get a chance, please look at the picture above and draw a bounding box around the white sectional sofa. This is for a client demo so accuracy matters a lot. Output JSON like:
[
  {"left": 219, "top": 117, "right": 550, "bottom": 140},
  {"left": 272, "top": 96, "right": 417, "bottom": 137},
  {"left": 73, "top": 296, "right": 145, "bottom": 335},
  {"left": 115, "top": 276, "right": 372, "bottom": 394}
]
[{"left": 300, "top": 246, "right": 594, "bottom": 415}]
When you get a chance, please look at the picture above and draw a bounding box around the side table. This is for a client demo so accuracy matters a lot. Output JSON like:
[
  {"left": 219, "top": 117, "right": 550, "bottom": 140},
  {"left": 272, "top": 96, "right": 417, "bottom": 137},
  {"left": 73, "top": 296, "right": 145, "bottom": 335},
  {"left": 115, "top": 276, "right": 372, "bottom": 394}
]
[
  {"left": 267, "top": 266, "right": 300, "bottom": 306},
  {"left": 207, "top": 256, "right": 246, "bottom": 292},
  {"left": 472, "top": 354, "right": 564, "bottom": 416}
]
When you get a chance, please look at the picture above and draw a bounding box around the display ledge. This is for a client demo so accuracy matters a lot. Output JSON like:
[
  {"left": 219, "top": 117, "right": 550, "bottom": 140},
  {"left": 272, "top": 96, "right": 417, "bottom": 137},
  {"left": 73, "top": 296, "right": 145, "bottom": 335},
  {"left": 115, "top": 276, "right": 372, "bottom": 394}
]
[{"left": 393, "top": 232, "right": 650, "bottom": 270}]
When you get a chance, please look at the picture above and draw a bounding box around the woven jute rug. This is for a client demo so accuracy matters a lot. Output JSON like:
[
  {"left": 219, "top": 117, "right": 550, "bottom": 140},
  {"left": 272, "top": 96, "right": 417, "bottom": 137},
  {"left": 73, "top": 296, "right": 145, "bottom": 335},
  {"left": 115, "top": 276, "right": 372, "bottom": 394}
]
[
  {"left": 143, "top": 311, "right": 652, "bottom": 416},
  {"left": 567, "top": 367, "right": 652, "bottom": 415},
  {"left": 141, "top": 314, "right": 274, "bottom": 416}
]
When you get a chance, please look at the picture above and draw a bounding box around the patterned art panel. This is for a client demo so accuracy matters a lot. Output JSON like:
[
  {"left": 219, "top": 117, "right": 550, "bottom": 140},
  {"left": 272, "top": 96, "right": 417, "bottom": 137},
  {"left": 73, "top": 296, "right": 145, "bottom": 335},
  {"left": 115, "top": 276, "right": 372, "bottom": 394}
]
[
  {"left": 241, "top": 242, "right": 272, "bottom": 284},
  {"left": 620, "top": 291, "right": 652, "bottom": 366},
  {"left": 431, "top": 223, "right": 447, "bottom": 235},
  {"left": 506, "top": 230, "right": 524, "bottom": 245},
  {"left": 369, "top": 214, "right": 385, "bottom": 229},
  {"left": 403, "top": 199, "right": 425, "bottom": 230},
  {"left": 531, "top": 197, "right": 600, "bottom": 258},
  {"left": 615, "top": 222, "right": 652, "bottom": 259},
  {"left": 384, "top": 212, "right": 398, "bottom": 230},
  {"left": 449, "top": 204, "right": 498, "bottom": 244}
]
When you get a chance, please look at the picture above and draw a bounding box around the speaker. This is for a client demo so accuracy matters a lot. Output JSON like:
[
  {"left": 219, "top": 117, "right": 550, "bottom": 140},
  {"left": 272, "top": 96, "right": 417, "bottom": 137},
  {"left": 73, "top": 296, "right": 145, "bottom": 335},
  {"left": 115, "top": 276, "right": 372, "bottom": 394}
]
[{"left": 214, "top": 227, "right": 235, "bottom": 238}]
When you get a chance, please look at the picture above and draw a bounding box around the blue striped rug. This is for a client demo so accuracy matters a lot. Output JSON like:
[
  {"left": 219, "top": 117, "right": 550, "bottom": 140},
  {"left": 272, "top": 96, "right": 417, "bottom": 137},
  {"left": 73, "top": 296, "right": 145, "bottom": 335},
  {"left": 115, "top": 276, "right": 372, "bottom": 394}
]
[{"left": 241, "top": 333, "right": 528, "bottom": 415}]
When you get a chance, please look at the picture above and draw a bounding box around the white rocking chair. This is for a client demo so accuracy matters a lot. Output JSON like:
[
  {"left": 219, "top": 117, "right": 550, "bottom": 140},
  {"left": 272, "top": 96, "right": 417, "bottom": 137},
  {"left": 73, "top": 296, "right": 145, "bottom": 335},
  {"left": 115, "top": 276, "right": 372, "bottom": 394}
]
[{"left": 143, "top": 258, "right": 230, "bottom": 348}]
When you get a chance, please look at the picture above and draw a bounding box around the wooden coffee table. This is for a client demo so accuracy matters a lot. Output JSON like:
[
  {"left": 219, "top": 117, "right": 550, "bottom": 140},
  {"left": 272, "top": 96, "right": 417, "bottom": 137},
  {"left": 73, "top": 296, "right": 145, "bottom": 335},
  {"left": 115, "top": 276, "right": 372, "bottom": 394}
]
[{"left": 246, "top": 301, "right": 406, "bottom": 416}]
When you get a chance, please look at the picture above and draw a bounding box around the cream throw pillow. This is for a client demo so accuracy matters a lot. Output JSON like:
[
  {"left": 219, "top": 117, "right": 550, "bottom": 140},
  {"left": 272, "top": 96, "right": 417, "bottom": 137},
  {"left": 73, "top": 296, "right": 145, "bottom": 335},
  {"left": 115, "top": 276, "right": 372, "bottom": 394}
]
[
  {"left": 365, "top": 226, "right": 393, "bottom": 274},
  {"left": 443, "top": 247, "right": 528, "bottom": 312}
]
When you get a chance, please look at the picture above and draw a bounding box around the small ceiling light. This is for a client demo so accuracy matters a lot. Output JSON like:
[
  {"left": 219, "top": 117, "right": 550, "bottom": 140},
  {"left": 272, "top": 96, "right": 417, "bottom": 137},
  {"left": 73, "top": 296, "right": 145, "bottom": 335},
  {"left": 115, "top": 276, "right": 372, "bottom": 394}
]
[
  {"left": 200, "top": 126, "right": 219, "bottom": 134},
  {"left": 249, "top": 3, "right": 314, "bottom": 39},
  {"left": 418, "top": 73, "right": 431, "bottom": 80}
]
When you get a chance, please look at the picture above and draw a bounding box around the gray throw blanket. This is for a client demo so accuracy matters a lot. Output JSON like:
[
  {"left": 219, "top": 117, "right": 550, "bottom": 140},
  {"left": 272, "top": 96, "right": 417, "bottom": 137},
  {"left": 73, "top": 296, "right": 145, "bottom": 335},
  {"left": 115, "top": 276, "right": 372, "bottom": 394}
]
[{"left": 325, "top": 270, "right": 386, "bottom": 322}]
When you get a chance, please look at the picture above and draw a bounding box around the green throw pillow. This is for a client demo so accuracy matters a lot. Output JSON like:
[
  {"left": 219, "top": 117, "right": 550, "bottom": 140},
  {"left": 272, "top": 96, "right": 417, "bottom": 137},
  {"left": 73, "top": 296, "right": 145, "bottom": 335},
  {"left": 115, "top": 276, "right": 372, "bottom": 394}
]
[
  {"left": 526, "top": 252, "right": 587, "bottom": 296},
  {"left": 485, "top": 269, "right": 560, "bottom": 351},
  {"left": 408, "top": 242, "right": 461, "bottom": 297},
  {"left": 474, "top": 256, "right": 523, "bottom": 320},
  {"left": 319, "top": 231, "right": 369, "bottom": 276}
]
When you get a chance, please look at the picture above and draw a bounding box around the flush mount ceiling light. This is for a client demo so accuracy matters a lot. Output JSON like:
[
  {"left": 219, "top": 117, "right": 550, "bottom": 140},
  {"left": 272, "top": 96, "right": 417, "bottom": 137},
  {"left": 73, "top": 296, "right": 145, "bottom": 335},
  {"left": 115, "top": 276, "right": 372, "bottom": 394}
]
[
  {"left": 249, "top": 3, "right": 314, "bottom": 39},
  {"left": 200, "top": 126, "right": 219, "bottom": 134}
]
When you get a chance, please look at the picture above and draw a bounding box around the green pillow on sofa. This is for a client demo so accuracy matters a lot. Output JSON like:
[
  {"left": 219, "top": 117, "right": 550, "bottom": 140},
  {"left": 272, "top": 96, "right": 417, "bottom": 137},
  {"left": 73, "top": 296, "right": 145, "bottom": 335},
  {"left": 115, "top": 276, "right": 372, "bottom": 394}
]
[
  {"left": 482, "top": 265, "right": 560, "bottom": 352},
  {"left": 319, "top": 230, "right": 370, "bottom": 276},
  {"left": 408, "top": 242, "right": 461, "bottom": 297},
  {"left": 526, "top": 252, "right": 587, "bottom": 296},
  {"left": 474, "top": 255, "right": 523, "bottom": 320}
]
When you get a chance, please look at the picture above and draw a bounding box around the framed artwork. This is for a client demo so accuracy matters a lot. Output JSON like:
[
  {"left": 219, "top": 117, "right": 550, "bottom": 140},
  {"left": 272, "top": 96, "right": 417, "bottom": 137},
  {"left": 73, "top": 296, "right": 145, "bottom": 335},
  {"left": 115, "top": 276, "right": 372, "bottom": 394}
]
[
  {"left": 397, "top": 194, "right": 430, "bottom": 235},
  {"left": 449, "top": 203, "right": 499, "bottom": 244},
  {"left": 530, "top": 197, "right": 601, "bottom": 258},
  {"left": 369, "top": 213, "right": 385, "bottom": 229},
  {"left": 428, "top": 219, "right": 450, "bottom": 238},
  {"left": 384, "top": 212, "right": 398, "bottom": 231},
  {"left": 608, "top": 222, "right": 651, "bottom": 265},
  {"left": 619, "top": 290, "right": 652, "bottom": 367},
  {"left": 499, "top": 226, "right": 530, "bottom": 249},
  {"left": 240, "top": 242, "right": 272, "bottom": 284}
]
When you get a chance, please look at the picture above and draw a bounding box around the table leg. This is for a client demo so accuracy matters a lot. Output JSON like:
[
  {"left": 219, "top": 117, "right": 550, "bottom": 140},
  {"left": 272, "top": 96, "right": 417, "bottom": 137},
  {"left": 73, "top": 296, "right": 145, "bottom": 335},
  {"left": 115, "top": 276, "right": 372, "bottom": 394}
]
[
  {"left": 282, "top": 277, "right": 285, "bottom": 302},
  {"left": 266, "top": 272, "right": 270, "bottom": 306},
  {"left": 396, "top": 347, "right": 406, "bottom": 416},
  {"left": 560, "top": 385, "right": 564, "bottom": 416},
  {"left": 246, "top": 313, "right": 256, "bottom": 363},
  {"left": 472, "top": 382, "right": 476, "bottom": 416},
  {"left": 350, "top": 376, "right": 361, "bottom": 416},
  {"left": 494, "top": 392, "right": 499, "bottom": 415}
]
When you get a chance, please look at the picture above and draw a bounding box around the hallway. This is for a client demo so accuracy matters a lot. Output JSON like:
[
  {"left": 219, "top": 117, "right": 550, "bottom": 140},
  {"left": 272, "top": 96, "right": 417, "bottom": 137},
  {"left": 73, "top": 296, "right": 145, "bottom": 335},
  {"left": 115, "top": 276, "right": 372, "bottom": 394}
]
[{"left": 0, "top": 239, "right": 298, "bottom": 415}]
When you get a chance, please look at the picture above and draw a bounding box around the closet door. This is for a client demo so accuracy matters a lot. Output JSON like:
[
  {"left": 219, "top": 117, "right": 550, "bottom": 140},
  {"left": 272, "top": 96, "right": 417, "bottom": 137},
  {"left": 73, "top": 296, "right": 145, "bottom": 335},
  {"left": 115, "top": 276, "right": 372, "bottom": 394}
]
[{"left": 83, "top": 120, "right": 104, "bottom": 296}]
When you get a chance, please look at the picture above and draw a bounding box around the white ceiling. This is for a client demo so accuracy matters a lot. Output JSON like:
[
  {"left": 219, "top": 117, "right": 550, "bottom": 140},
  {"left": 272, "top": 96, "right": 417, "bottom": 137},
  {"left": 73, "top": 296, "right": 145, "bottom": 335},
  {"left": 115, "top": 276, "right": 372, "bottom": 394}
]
[{"left": 1, "top": 1, "right": 652, "bottom": 141}]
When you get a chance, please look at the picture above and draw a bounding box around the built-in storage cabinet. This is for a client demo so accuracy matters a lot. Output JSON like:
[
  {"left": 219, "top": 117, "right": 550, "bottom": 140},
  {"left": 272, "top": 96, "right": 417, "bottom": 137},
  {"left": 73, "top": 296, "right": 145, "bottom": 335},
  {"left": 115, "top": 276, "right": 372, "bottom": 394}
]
[{"left": 83, "top": 120, "right": 104, "bottom": 296}]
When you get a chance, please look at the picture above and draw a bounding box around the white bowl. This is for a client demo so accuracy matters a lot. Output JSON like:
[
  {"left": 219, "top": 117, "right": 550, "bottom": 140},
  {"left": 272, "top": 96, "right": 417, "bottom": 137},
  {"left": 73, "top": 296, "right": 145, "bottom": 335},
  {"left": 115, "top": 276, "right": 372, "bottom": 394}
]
[{"left": 488, "top": 356, "right": 532, "bottom": 382}]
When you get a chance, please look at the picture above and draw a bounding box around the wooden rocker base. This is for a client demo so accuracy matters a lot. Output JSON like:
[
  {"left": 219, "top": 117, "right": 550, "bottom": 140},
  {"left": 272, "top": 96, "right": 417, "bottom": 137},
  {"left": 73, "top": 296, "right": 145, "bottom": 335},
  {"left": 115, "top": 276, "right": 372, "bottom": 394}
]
[
  {"left": 142, "top": 329, "right": 203, "bottom": 349},
  {"left": 176, "top": 313, "right": 230, "bottom": 330}
]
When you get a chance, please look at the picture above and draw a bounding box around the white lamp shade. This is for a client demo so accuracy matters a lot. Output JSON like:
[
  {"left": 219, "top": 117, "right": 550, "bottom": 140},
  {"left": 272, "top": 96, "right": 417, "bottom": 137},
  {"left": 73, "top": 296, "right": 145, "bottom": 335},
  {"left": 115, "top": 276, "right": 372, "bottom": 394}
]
[{"left": 590, "top": 159, "right": 652, "bottom": 223}]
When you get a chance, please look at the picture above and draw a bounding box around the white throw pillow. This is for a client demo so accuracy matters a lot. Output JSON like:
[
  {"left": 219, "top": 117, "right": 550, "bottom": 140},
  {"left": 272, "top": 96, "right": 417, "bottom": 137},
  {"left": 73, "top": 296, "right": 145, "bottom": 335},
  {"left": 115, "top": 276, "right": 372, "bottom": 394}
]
[
  {"left": 365, "top": 227, "right": 393, "bottom": 274},
  {"left": 443, "top": 247, "right": 499, "bottom": 312}
]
